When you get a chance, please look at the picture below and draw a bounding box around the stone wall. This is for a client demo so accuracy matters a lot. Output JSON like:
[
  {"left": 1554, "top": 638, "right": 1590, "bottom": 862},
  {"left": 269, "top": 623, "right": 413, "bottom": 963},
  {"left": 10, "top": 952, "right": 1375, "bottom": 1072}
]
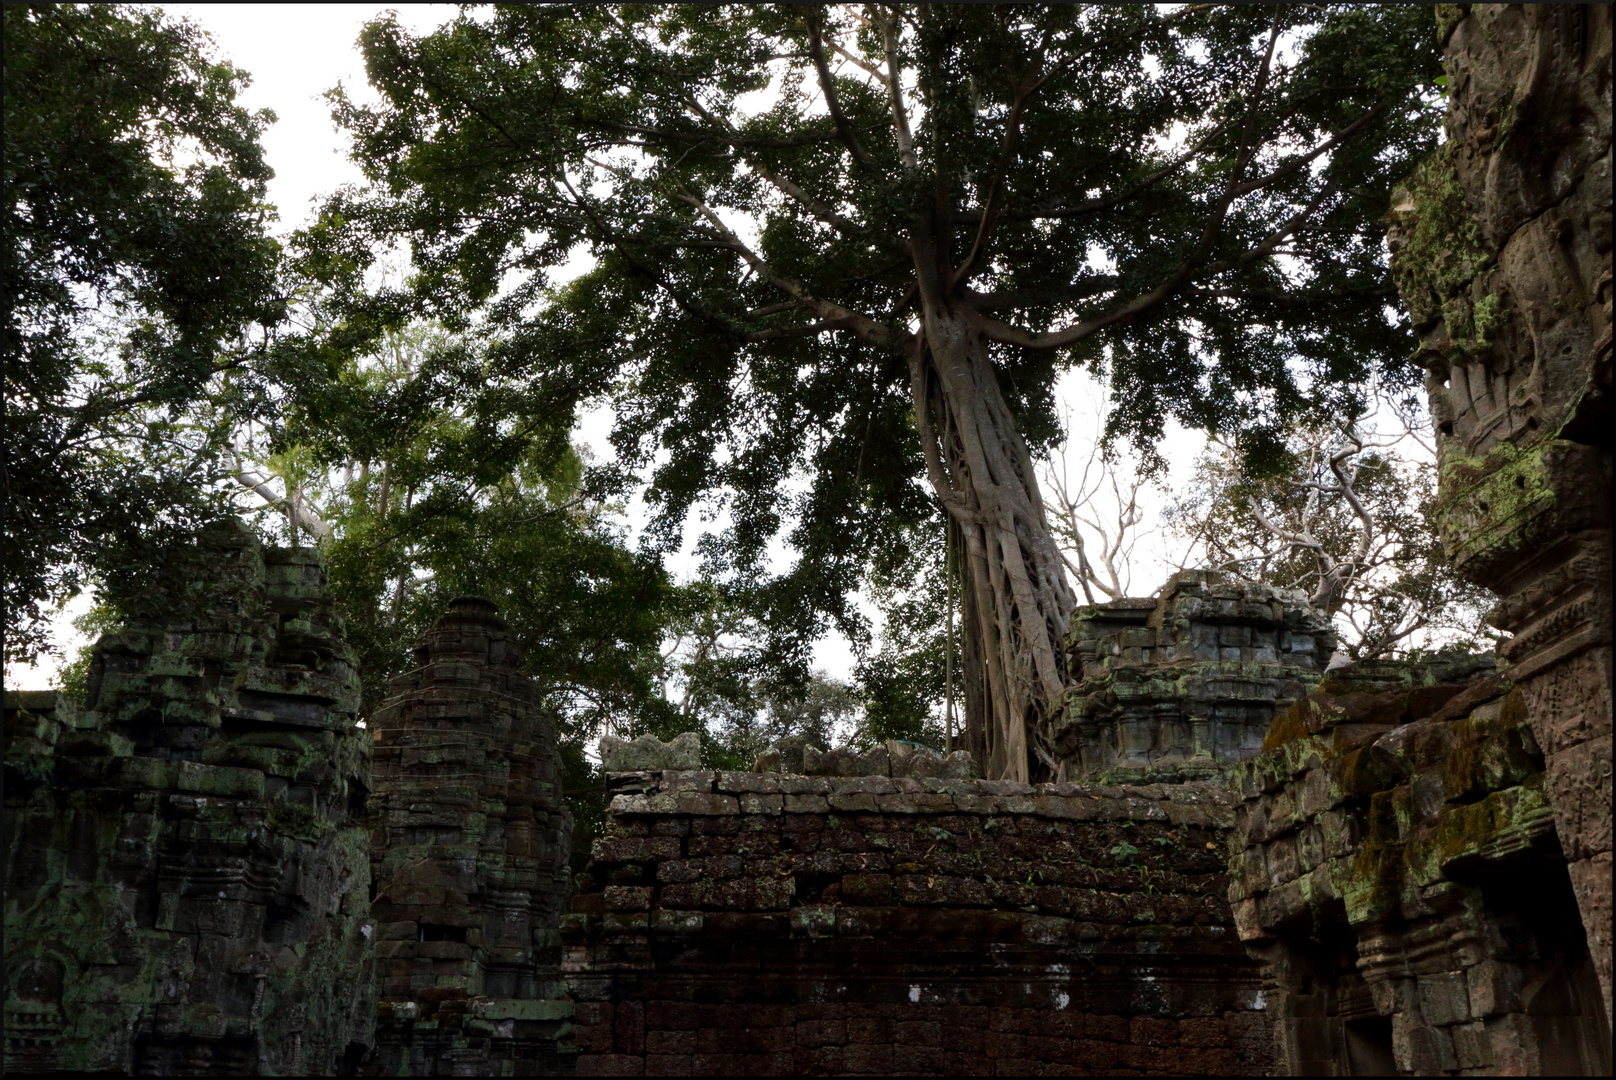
[
  {"left": 1385, "top": 2, "right": 1613, "bottom": 1030},
  {"left": 3, "top": 520, "right": 375, "bottom": 1075},
  {"left": 366, "top": 597, "right": 576, "bottom": 1075},
  {"left": 561, "top": 761, "right": 1269, "bottom": 1076},
  {"left": 1055, "top": 571, "right": 1334, "bottom": 782},
  {"left": 1230, "top": 657, "right": 1610, "bottom": 1075}
]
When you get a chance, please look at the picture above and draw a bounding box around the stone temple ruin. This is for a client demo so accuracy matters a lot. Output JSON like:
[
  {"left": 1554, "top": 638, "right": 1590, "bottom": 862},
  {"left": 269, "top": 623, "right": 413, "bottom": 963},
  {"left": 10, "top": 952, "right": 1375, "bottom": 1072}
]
[
  {"left": 563, "top": 730, "right": 1269, "bottom": 1076},
  {"left": 1055, "top": 572, "right": 1337, "bottom": 782},
  {"left": 4, "top": 4, "right": 1611, "bottom": 1076},
  {"left": 4, "top": 521, "right": 375, "bottom": 1074},
  {"left": 366, "top": 597, "right": 574, "bottom": 1075}
]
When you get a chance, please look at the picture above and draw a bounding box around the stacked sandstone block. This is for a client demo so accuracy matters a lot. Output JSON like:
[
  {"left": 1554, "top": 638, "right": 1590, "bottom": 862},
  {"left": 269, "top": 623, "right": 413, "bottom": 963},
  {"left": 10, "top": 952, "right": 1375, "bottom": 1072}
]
[
  {"left": 3, "top": 519, "right": 375, "bottom": 1075},
  {"left": 1230, "top": 658, "right": 1611, "bottom": 1075},
  {"left": 1054, "top": 570, "right": 1334, "bottom": 781},
  {"left": 366, "top": 597, "right": 576, "bottom": 1075},
  {"left": 563, "top": 757, "right": 1271, "bottom": 1076},
  {"left": 1385, "top": 4, "right": 1612, "bottom": 1030}
]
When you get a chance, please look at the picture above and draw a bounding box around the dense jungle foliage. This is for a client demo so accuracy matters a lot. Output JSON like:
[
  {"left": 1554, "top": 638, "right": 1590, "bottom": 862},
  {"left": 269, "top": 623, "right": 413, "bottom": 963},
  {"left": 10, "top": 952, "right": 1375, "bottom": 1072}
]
[{"left": 7, "top": 2, "right": 1460, "bottom": 800}]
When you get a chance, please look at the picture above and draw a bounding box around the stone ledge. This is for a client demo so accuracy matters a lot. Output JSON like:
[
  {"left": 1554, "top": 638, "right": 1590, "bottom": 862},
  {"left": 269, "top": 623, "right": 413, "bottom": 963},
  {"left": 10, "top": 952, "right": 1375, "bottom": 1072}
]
[{"left": 604, "top": 771, "right": 1235, "bottom": 826}]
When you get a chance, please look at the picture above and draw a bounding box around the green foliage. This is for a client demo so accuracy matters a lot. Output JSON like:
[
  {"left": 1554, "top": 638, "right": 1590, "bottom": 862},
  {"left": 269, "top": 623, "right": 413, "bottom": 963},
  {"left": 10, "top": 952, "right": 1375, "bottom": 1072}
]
[
  {"left": 54, "top": 603, "right": 126, "bottom": 705},
  {"left": 701, "top": 670, "right": 861, "bottom": 770},
  {"left": 270, "top": 317, "right": 687, "bottom": 860},
  {"left": 304, "top": 2, "right": 1444, "bottom": 691},
  {"left": 276, "top": 323, "right": 679, "bottom": 739},
  {"left": 857, "top": 524, "right": 952, "bottom": 750},
  {"left": 4, "top": 3, "right": 285, "bottom": 660},
  {"left": 1109, "top": 841, "right": 1141, "bottom": 864},
  {"left": 1387, "top": 142, "right": 1492, "bottom": 334}
]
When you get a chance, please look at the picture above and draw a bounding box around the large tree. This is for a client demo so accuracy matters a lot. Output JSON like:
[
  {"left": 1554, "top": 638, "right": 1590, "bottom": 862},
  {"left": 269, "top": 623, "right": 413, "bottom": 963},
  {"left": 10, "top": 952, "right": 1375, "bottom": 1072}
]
[
  {"left": 3, "top": 3, "right": 285, "bottom": 660},
  {"left": 313, "top": 3, "right": 1441, "bottom": 779}
]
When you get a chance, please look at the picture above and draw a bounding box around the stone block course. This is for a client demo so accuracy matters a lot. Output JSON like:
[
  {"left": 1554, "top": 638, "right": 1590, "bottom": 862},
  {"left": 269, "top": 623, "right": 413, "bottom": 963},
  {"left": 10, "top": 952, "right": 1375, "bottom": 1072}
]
[
  {"left": 1234, "top": 656, "right": 1611, "bottom": 1075},
  {"left": 564, "top": 760, "right": 1267, "bottom": 1076},
  {"left": 1054, "top": 571, "right": 1335, "bottom": 782}
]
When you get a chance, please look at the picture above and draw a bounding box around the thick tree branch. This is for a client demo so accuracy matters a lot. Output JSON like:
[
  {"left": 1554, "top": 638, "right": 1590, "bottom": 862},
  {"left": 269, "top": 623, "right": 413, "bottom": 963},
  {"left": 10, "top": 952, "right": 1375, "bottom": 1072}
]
[
  {"left": 806, "top": 12, "right": 875, "bottom": 170},
  {"left": 746, "top": 317, "right": 858, "bottom": 343},
  {"left": 586, "top": 117, "right": 840, "bottom": 150},
  {"left": 677, "top": 92, "right": 882, "bottom": 244},
  {"left": 671, "top": 188, "right": 906, "bottom": 354},
  {"left": 962, "top": 177, "right": 1338, "bottom": 351},
  {"left": 231, "top": 466, "right": 331, "bottom": 540},
  {"left": 875, "top": 5, "right": 917, "bottom": 168},
  {"left": 748, "top": 160, "right": 868, "bottom": 239},
  {"left": 951, "top": 80, "right": 1033, "bottom": 290},
  {"left": 963, "top": 277, "right": 1120, "bottom": 311},
  {"left": 973, "top": 117, "right": 1237, "bottom": 226},
  {"left": 559, "top": 171, "right": 746, "bottom": 340},
  {"left": 747, "top": 299, "right": 814, "bottom": 317},
  {"left": 1230, "top": 103, "right": 1391, "bottom": 197},
  {"left": 824, "top": 36, "right": 887, "bottom": 85},
  {"left": 1327, "top": 436, "right": 1376, "bottom": 567}
]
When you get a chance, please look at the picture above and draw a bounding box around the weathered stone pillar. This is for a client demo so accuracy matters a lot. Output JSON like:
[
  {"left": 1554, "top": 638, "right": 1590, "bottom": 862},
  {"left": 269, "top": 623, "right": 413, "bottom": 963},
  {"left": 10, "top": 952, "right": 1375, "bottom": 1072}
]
[
  {"left": 366, "top": 597, "right": 575, "bottom": 1075},
  {"left": 3, "top": 519, "right": 375, "bottom": 1075},
  {"left": 1387, "top": 3, "right": 1612, "bottom": 1028}
]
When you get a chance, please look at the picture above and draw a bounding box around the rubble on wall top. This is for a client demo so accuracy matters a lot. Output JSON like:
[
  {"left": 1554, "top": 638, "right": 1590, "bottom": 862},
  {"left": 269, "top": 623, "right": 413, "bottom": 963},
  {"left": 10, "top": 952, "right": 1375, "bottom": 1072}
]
[
  {"left": 601, "top": 766, "right": 1237, "bottom": 825},
  {"left": 598, "top": 732, "right": 977, "bottom": 780},
  {"left": 600, "top": 730, "right": 702, "bottom": 771}
]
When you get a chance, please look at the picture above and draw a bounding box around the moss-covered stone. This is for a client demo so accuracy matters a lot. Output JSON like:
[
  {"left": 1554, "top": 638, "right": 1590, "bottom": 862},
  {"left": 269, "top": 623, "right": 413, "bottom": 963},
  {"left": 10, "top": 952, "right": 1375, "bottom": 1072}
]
[
  {"left": 3, "top": 520, "right": 375, "bottom": 1076},
  {"left": 1055, "top": 571, "right": 1332, "bottom": 779}
]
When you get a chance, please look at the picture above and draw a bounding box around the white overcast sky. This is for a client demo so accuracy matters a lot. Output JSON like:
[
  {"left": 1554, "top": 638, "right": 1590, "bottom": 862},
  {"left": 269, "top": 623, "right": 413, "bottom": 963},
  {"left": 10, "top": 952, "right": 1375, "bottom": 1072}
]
[{"left": 7, "top": 3, "right": 1208, "bottom": 692}]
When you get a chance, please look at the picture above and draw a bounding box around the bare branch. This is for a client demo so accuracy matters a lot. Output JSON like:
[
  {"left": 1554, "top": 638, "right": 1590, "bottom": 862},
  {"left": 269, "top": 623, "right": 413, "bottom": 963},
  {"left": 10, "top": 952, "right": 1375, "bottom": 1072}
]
[
  {"left": 1328, "top": 435, "right": 1376, "bottom": 567},
  {"left": 1251, "top": 499, "right": 1327, "bottom": 557},
  {"left": 232, "top": 467, "right": 331, "bottom": 540}
]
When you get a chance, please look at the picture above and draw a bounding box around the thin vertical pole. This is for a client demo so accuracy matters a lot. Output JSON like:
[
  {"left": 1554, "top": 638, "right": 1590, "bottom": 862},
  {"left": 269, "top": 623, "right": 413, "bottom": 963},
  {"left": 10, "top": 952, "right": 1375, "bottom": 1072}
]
[{"left": 944, "top": 521, "right": 956, "bottom": 754}]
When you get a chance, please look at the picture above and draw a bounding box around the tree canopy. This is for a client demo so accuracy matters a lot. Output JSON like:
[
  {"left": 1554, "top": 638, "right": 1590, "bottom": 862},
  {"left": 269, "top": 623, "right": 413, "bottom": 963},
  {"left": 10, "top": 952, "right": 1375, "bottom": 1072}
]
[
  {"left": 3, "top": 2, "right": 286, "bottom": 660},
  {"left": 308, "top": 3, "right": 1444, "bottom": 778}
]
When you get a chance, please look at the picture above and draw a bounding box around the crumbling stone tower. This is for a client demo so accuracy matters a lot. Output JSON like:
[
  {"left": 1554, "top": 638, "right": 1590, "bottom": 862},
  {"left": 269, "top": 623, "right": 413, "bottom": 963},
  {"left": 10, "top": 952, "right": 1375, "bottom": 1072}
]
[
  {"left": 3, "top": 520, "right": 375, "bottom": 1075},
  {"left": 366, "top": 597, "right": 575, "bottom": 1074},
  {"left": 1054, "top": 570, "right": 1335, "bottom": 781},
  {"left": 1386, "top": 2, "right": 1612, "bottom": 1028}
]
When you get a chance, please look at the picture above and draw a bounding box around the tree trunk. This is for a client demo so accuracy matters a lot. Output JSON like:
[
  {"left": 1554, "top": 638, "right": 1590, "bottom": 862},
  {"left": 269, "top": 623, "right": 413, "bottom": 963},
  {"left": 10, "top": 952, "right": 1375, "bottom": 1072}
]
[{"left": 910, "top": 305, "right": 1077, "bottom": 781}]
